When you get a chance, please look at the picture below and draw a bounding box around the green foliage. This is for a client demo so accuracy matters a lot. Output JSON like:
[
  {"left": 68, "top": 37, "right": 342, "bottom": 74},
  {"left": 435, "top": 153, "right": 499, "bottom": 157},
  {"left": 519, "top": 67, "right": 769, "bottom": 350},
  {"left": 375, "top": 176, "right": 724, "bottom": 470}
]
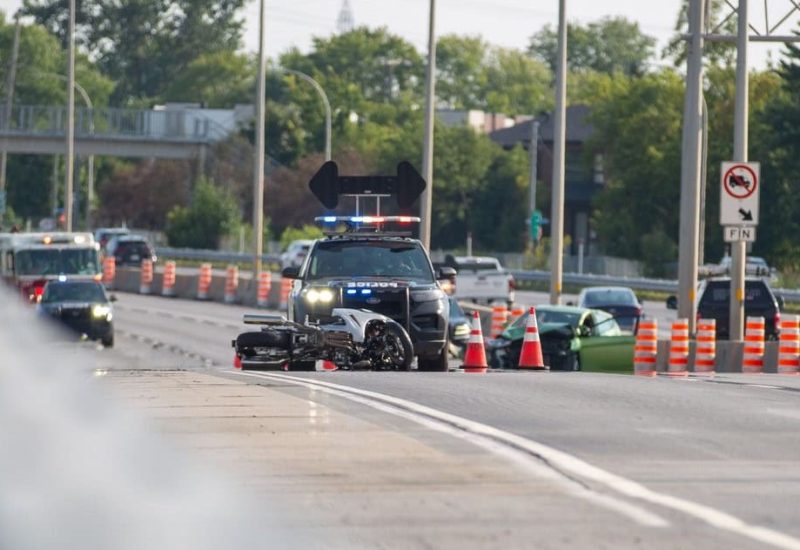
[
  {"left": 529, "top": 17, "right": 656, "bottom": 76},
  {"left": 165, "top": 179, "right": 240, "bottom": 249},
  {"left": 663, "top": 0, "right": 736, "bottom": 67},
  {"left": 589, "top": 71, "right": 685, "bottom": 260},
  {"left": 164, "top": 51, "right": 254, "bottom": 107},
  {"left": 279, "top": 225, "right": 324, "bottom": 250},
  {"left": 640, "top": 227, "right": 678, "bottom": 277},
  {"left": 23, "top": 0, "right": 246, "bottom": 103},
  {"left": 472, "top": 146, "right": 530, "bottom": 251}
]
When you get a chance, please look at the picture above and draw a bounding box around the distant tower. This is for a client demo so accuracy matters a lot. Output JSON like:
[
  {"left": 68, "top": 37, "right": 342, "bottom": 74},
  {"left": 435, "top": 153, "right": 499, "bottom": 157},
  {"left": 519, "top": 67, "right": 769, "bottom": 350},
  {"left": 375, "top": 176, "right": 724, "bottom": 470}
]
[{"left": 337, "top": 0, "right": 355, "bottom": 34}]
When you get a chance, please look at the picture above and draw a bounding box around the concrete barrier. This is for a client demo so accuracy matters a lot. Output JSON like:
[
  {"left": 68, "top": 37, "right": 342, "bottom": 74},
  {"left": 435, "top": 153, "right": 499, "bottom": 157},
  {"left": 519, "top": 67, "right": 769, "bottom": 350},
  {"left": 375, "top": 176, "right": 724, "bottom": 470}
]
[{"left": 656, "top": 340, "right": 780, "bottom": 374}]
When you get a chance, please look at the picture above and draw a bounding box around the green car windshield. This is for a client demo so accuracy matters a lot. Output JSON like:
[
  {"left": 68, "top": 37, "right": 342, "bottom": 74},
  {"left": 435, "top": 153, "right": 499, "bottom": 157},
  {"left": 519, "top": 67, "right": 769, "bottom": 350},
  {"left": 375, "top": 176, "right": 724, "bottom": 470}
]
[{"left": 510, "top": 309, "right": 582, "bottom": 329}]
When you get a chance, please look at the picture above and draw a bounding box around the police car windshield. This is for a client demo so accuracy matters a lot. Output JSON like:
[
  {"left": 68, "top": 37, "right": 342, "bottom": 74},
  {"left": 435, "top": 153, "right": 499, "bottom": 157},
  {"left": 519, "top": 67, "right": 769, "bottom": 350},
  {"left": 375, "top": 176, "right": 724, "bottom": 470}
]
[
  {"left": 307, "top": 241, "right": 435, "bottom": 283},
  {"left": 42, "top": 282, "right": 107, "bottom": 303},
  {"left": 15, "top": 248, "right": 100, "bottom": 276}
]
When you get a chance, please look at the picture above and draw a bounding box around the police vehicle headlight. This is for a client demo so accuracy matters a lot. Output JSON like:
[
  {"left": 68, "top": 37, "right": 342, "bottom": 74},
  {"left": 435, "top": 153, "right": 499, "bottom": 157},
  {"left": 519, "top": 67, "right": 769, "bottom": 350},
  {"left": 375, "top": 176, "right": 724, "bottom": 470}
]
[
  {"left": 92, "top": 305, "right": 112, "bottom": 320},
  {"left": 411, "top": 289, "right": 445, "bottom": 302},
  {"left": 306, "top": 288, "right": 334, "bottom": 304}
]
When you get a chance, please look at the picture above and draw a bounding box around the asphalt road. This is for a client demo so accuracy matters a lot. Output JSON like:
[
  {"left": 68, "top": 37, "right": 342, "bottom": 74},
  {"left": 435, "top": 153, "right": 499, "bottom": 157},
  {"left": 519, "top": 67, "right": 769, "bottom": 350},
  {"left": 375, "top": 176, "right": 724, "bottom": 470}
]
[{"left": 105, "top": 292, "right": 800, "bottom": 548}]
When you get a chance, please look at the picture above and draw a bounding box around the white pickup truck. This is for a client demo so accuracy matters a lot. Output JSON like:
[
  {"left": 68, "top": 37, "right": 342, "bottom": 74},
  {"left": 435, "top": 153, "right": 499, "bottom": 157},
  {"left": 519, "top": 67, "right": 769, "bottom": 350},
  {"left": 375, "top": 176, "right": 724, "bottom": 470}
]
[{"left": 443, "top": 255, "right": 515, "bottom": 307}]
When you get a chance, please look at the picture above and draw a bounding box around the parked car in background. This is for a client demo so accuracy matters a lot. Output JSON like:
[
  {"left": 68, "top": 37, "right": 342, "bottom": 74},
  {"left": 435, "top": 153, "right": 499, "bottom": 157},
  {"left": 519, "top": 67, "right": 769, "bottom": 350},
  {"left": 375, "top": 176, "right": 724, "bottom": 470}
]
[
  {"left": 485, "top": 305, "right": 634, "bottom": 372},
  {"left": 443, "top": 255, "right": 515, "bottom": 307},
  {"left": 667, "top": 277, "right": 783, "bottom": 340},
  {"left": 38, "top": 280, "right": 115, "bottom": 347},
  {"left": 93, "top": 227, "right": 129, "bottom": 253},
  {"left": 576, "top": 286, "right": 642, "bottom": 333},
  {"left": 447, "top": 296, "right": 471, "bottom": 356},
  {"left": 280, "top": 240, "right": 314, "bottom": 270},
  {"left": 711, "top": 255, "right": 777, "bottom": 280},
  {"left": 106, "top": 234, "right": 157, "bottom": 266}
]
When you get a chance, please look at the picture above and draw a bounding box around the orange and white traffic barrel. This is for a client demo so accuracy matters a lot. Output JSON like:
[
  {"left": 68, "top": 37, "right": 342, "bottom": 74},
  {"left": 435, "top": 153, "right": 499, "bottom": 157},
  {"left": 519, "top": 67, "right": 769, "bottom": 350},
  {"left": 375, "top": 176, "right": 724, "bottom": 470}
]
[
  {"left": 161, "top": 260, "right": 177, "bottom": 297},
  {"left": 490, "top": 305, "right": 509, "bottom": 339},
  {"left": 634, "top": 319, "right": 658, "bottom": 377},
  {"left": 279, "top": 277, "right": 292, "bottom": 311},
  {"left": 509, "top": 306, "right": 526, "bottom": 325},
  {"left": 197, "top": 263, "right": 212, "bottom": 300},
  {"left": 694, "top": 318, "right": 716, "bottom": 375},
  {"left": 743, "top": 316, "right": 765, "bottom": 374},
  {"left": 256, "top": 271, "right": 272, "bottom": 308},
  {"left": 102, "top": 256, "right": 116, "bottom": 289},
  {"left": 778, "top": 315, "right": 800, "bottom": 376},
  {"left": 224, "top": 264, "right": 239, "bottom": 304},
  {"left": 666, "top": 318, "right": 689, "bottom": 377},
  {"left": 139, "top": 259, "right": 153, "bottom": 295}
]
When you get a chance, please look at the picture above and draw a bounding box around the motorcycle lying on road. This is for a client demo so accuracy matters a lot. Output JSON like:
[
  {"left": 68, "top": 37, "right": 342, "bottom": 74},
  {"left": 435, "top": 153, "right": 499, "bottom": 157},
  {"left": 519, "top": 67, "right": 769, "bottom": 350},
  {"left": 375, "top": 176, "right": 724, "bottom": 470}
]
[{"left": 233, "top": 308, "right": 414, "bottom": 371}]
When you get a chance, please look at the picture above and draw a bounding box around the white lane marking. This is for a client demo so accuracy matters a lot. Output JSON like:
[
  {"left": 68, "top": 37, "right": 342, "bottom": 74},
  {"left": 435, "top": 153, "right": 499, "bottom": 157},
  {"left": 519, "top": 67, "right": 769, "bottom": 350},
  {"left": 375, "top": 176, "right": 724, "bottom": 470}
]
[
  {"left": 232, "top": 370, "right": 667, "bottom": 528},
  {"left": 232, "top": 370, "right": 800, "bottom": 550}
]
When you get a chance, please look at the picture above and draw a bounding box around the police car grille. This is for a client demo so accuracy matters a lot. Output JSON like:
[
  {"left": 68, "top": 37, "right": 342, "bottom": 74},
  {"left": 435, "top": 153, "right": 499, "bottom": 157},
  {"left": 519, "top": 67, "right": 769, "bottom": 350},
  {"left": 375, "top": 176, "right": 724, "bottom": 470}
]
[{"left": 342, "top": 291, "right": 407, "bottom": 322}]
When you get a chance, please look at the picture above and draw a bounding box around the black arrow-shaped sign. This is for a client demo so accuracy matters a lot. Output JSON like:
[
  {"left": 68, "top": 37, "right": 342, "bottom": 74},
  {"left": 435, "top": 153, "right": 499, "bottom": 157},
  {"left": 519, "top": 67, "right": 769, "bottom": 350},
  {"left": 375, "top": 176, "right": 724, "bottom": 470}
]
[{"left": 739, "top": 208, "right": 753, "bottom": 221}]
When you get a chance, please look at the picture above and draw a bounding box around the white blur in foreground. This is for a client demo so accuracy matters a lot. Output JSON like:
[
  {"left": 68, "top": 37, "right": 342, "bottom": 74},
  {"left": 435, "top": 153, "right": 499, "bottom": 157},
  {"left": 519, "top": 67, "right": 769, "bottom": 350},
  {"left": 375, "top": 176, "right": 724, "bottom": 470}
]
[{"left": 0, "top": 289, "right": 289, "bottom": 549}]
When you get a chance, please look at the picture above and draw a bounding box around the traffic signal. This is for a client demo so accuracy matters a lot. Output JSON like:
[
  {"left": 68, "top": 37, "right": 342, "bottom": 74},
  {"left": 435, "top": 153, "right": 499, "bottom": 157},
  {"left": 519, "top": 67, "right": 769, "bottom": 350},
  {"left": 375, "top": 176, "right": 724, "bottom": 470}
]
[{"left": 530, "top": 210, "right": 542, "bottom": 242}]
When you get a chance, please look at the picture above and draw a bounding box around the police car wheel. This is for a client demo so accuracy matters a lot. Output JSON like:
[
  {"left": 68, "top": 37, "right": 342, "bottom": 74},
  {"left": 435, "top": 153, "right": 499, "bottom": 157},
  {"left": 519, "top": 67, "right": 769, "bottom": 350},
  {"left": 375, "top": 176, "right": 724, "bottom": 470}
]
[{"left": 417, "top": 346, "right": 448, "bottom": 372}]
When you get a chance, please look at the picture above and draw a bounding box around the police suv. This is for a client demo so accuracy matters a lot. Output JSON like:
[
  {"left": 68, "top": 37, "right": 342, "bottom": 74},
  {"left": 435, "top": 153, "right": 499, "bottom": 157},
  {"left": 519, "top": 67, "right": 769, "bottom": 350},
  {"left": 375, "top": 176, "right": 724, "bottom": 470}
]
[{"left": 283, "top": 161, "right": 455, "bottom": 371}]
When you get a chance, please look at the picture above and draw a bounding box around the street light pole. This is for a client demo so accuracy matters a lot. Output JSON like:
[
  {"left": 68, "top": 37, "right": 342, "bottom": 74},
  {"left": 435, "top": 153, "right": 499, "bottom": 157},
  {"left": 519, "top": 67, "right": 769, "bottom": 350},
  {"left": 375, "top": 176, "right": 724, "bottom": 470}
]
[
  {"left": 730, "top": 0, "right": 749, "bottom": 341},
  {"left": 253, "top": 0, "right": 267, "bottom": 278},
  {"left": 527, "top": 119, "right": 540, "bottom": 249},
  {"left": 279, "top": 68, "right": 331, "bottom": 161},
  {"left": 549, "top": 0, "right": 567, "bottom": 305},
  {"left": 677, "top": 0, "right": 705, "bottom": 333},
  {"left": 419, "top": 0, "right": 436, "bottom": 250},
  {"left": 65, "top": 0, "right": 76, "bottom": 231}
]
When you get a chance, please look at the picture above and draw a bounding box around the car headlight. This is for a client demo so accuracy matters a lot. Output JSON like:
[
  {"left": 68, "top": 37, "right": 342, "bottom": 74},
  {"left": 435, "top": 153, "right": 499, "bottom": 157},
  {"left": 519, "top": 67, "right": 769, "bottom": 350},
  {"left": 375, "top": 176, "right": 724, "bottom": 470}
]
[
  {"left": 92, "top": 304, "right": 112, "bottom": 320},
  {"left": 305, "top": 288, "right": 334, "bottom": 304}
]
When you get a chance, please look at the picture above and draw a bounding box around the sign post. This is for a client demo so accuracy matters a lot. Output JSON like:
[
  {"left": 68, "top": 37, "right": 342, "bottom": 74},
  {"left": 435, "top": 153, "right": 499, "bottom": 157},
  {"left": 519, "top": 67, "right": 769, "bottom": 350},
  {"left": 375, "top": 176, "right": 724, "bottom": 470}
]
[{"left": 720, "top": 161, "right": 760, "bottom": 342}]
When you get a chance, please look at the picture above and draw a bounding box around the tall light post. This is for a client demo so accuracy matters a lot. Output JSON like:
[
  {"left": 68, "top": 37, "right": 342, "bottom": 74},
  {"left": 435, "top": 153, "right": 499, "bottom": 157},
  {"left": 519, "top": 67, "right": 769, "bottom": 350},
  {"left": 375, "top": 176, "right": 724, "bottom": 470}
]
[
  {"left": 729, "top": 0, "right": 749, "bottom": 341},
  {"left": 419, "top": 0, "right": 436, "bottom": 250},
  {"left": 677, "top": 0, "right": 705, "bottom": 333},
  {"left": 253, "top": 0, "right": 267, "bottom": 278},
  {"left": 65, "top": 0, "right": 76, "bottom": 231},
  {"left": 549, "top": 0, "right": 567, "bottom": 305},
  {"left": 279, "top": 68, "right": 332, "bottom": 161}
]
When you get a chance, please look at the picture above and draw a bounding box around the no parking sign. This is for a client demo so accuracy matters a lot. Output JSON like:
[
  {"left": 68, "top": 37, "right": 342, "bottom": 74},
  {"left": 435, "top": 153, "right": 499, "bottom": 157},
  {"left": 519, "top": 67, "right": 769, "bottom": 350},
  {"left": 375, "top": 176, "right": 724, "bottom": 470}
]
[{"left": 720, "top": 161, "right": 760, "bottom": 226}]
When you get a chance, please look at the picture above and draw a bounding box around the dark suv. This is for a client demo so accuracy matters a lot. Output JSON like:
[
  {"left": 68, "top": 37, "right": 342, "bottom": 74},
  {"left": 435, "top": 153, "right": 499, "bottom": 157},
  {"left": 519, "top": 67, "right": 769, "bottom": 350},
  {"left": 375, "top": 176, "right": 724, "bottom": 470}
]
[
  {"left": 284, "top": 235, "right": 452, "bottom": 371},
  {"left": 696, "top": 278, "right": 783, "bottom": 340}
]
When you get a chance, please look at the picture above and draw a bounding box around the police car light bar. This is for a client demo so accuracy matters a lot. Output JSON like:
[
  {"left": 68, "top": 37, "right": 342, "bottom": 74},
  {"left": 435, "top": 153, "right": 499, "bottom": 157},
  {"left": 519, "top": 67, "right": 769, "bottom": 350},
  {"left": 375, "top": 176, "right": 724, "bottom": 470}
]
[
  {"left": 315, "top": 216, "right": 420, "bottom": 225},
  {"left": 309, "top": 161, "right": 426, "bottom": 209}
]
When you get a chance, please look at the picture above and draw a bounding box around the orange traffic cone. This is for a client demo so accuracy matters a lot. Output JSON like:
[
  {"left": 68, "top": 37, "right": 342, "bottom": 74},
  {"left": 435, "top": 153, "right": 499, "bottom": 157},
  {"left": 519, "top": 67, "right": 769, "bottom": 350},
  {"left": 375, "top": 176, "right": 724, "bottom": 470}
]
[
  {"left": 461, "top": 311, "right": 488, "bottom": 373},
  {"left": 519, "top": 307, "right": 547, "bottom": 370}
]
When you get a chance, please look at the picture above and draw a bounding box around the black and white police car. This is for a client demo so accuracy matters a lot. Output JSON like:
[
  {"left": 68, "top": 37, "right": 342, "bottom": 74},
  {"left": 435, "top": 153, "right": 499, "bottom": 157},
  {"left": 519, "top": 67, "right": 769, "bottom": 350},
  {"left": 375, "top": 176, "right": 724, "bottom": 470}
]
[{"left": 282, "top": 161, "right": 455, "bottom": 371}]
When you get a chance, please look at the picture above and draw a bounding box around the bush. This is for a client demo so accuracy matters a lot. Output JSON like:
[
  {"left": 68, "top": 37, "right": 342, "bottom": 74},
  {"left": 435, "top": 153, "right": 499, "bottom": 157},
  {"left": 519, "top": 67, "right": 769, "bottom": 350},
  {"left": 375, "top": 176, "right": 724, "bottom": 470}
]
[
  {"left": 279, "top": 224, "right": 324, "bottom": 250},
  {"left": 166, "top": 179, "right": 240, "bottom": 249}
]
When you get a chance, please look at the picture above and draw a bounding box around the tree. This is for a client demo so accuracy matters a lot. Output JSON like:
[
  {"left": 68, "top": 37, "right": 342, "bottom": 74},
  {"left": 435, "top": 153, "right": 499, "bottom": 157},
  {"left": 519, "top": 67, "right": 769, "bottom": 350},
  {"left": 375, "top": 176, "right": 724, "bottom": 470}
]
[
  {"left": 663, "top": 0, "right": 736, "bottom": 67},
  {"left": 588, "top": 71, "right": 685, "bottom": 265},
  {"left": 529, "top": 17, "right": 656, "bottom": 76},
  {"left": 165, "top": 178, "right": 239, "bottom": 248},
  {"left": 164, "top": 51, "right": 254, "bottom": 108},
  {"left": 435, "top": 34, "right": 489, "bottom": 110},
  {"left": 97, "top": 160, "right": 190, "bottom": 228},
  {"left": 23, "top": 0, "right": 247, "bottom": 104},
  {"left": 483, "top": 47, "right": 553, "bottom": 115}
]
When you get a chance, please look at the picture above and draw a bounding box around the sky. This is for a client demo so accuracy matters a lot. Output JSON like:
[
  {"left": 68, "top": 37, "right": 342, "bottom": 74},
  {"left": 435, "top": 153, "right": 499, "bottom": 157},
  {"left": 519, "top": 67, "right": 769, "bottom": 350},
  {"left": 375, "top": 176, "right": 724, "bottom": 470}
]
[{"left": 3, "top": 0, "right": 798, "bottom": 68}]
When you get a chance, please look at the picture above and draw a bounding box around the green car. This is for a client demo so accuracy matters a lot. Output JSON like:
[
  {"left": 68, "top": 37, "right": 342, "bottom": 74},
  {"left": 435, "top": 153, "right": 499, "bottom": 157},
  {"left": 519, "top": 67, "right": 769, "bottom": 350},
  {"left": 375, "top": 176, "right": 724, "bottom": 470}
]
[{"left": 485, "top": 305, "right": 635, "bottom": 372}]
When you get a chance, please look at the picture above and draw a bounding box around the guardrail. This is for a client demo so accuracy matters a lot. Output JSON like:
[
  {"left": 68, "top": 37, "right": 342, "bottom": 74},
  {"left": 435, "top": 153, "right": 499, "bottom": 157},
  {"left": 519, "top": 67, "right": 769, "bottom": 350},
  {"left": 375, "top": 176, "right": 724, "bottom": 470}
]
[
  {"left": 154, "top": 247, "right": 800, "bottom": 303},
  {"left": 156, "top": 247, "right": 281, "bottom": 265}
]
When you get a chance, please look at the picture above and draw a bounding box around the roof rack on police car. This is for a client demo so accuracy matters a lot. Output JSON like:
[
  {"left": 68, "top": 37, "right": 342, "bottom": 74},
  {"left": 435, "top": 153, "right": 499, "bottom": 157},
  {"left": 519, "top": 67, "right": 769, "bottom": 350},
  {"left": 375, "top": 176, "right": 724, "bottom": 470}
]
[{"left": 309, "top": 161, "right": 426, "bottom": 215}]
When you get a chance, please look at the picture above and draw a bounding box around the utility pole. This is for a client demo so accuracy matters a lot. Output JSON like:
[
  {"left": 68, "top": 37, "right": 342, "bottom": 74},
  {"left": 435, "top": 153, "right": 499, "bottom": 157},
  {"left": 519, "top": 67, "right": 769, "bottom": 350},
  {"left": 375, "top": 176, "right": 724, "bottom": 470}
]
[
  {"left": 65, "top": 0, "right": 76, "bottom": 231},
  {"left": 729, "top": 0, "right": 749, "bottom": 341},
  {"left": 279, "top": 68, "right": 331, "bottom": 161},
  {"left": 253, "top": 0, "right": 267, "bottom": 277},
  {"left": 0, "top": 14, "right": 21, "bottom": 215},
  {"left": 677, "top": 0, "right": 705, "bottom": 333},
  {"left": 549, "top": 0, "right": 567, "bottom": 305},
  {"left": 419, "top": 0, "right": 436, "bottom": 250},
  {"left": 527, "top": 119, "right": 540, "bottom": 249}
]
